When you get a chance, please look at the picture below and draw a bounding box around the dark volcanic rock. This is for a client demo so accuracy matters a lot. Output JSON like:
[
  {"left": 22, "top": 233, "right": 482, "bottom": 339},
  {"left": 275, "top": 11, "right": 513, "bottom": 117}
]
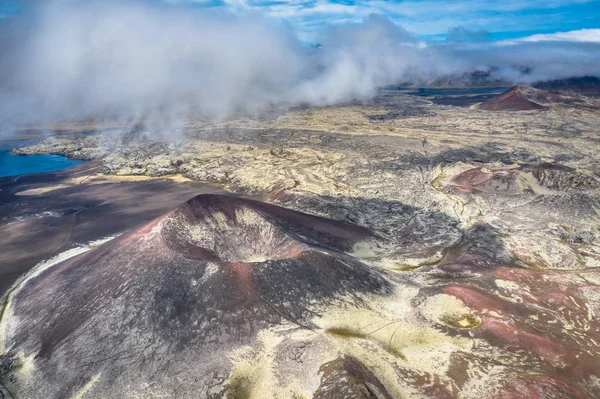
[
  {"left": 0, "top": 194, "right": 392, "bottom": 398},
  {"left": 534, "top": 76, "right": 600, "bottom": 96},
  {"left": 314, "top": 356, "right": 393, "bottom": 399},
  {"left": 163, "top": 194, "right": 375, "bottom": 262},
  {"left": 0, "top": 161, "right": 225, "bottom": 297}
]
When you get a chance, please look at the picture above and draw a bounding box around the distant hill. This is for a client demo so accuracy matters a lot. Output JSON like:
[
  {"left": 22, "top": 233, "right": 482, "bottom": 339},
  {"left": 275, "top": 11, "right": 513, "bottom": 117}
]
[
  {"left": 533, "top": 76, "right": 600, "bottom": 96},
  {"left": 476, "top": 85, "right": 548, "bottom": 111},
  {"left": 476, "top": 84, "right": 600, "bottom": 111},
  {"left": 426, "top": 69, "right": 511, "bottom": 88},
  {"left": 393, "top": 70, "right": 600, "bottom": 92}
]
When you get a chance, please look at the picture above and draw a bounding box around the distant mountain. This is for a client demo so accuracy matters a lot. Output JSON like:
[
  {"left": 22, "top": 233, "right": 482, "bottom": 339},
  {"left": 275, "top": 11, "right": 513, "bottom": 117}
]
[
  {"left": 427, "top": 69, "right": 511, "bottom": 88},
  {"left": 533, "top": 76, "right": 600, "bottom": 96},
  {"left": 394, "top": 68, "right": 600, "bottom": 92},
  {"left": 392, "top": 69, "right": 509, "bottom": 89}
]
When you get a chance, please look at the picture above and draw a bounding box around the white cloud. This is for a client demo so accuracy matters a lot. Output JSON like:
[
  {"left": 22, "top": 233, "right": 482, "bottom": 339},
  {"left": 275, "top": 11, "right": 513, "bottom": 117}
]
[
  {"left": 501, "top": 28, "right": 600, "bottom": 44},
  {"left": 264, "top": 1, "right": 359, "bottom": 20},
  {"left": 0, "top": 1, "right": 599, "bottom": 136},
  {"left": 370, "top": 0, "right": 594, "bottom": 16}
]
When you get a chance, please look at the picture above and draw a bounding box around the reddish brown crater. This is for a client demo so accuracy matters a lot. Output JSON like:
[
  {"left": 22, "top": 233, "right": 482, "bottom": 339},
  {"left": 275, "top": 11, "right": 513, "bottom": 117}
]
[
  {"left": 449, "top": 162, "right": 599, "bottom": 195},
  {"left": 161, "top": 195, "right": 374, "bottom": 263},
  {"left": 478, "top": 85, "right": 547, "bottom": 111}
]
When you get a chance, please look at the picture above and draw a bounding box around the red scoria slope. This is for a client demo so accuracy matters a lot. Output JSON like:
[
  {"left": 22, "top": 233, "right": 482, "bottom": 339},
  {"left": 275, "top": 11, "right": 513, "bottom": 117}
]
[{"left": 477, "top": 85, "right": 547, "bottom": 111}]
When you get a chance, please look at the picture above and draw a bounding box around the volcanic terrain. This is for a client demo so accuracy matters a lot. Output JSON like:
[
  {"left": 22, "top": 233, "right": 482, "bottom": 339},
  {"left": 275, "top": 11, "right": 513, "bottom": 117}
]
[
  {"left": 1, "top": 85, "right": 600, "bottom": 398},
  {"left": 477, "top": 85, "right": 600, "bottom": 112}
]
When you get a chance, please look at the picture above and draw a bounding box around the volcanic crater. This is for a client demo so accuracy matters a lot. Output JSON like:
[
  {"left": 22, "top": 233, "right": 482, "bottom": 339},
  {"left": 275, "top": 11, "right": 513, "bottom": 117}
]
[
  {"left": 0, "top": 194, "right": 397, "bottom": 398},
  {"left": 161, "top": 194, "right": 374, "bottom": 263}
]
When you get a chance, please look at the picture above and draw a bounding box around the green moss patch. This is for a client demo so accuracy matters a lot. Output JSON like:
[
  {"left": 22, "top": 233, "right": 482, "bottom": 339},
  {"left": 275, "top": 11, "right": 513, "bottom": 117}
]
[
  {"left": 325, "top": 328, "right": 367, "bottom": 339},
  {"left": 442, "top": 313, "right": 481, "bottom": 329}
]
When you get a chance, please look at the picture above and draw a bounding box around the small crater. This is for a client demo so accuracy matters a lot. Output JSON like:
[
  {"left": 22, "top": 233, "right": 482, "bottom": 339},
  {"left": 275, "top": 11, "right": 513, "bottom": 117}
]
[
  {"left": 442, "top": 313, "right": 481, "bottom": 329},
  {"left": 449, "top": 162, "right": 599, "bottom": 195}
]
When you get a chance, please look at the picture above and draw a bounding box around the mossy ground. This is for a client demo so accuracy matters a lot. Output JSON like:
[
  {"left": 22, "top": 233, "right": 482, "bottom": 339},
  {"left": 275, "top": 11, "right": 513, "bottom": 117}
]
[{"left": 442, "top": 313, "right": 481, "bottom": 329}]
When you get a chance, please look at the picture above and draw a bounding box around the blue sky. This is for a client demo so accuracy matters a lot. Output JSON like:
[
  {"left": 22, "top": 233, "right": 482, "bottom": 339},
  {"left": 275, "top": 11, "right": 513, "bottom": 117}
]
[
  {"left": 163, "top": 0, "right": 600, "bottom": 41},
  {"left": 2, "top": 0, "right": 600, "bottom": 42}
]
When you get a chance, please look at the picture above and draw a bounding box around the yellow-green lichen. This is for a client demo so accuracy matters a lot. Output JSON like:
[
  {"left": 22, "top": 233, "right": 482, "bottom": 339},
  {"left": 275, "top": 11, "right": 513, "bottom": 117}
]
[
  {"left": 325, "top": 328, "right": 367, "bottom": 339},
  {"left": 442, "top": 313, "right": 481, "bottom": 329},
  {"left": 225, "top": 374, "right": 253, "bottom": 399}
]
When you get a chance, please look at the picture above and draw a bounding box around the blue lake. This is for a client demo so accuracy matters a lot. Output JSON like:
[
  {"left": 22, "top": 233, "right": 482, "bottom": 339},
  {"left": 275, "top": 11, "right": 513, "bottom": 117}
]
[
  {"left": 407, "top": 87, "right": 509, "bottom": 96},
  {"left": 399, "top": 86, "right": 510, "bottom": 107},
  {"left": 0, "top": 141, "right": 86, "bottom": 178}
]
